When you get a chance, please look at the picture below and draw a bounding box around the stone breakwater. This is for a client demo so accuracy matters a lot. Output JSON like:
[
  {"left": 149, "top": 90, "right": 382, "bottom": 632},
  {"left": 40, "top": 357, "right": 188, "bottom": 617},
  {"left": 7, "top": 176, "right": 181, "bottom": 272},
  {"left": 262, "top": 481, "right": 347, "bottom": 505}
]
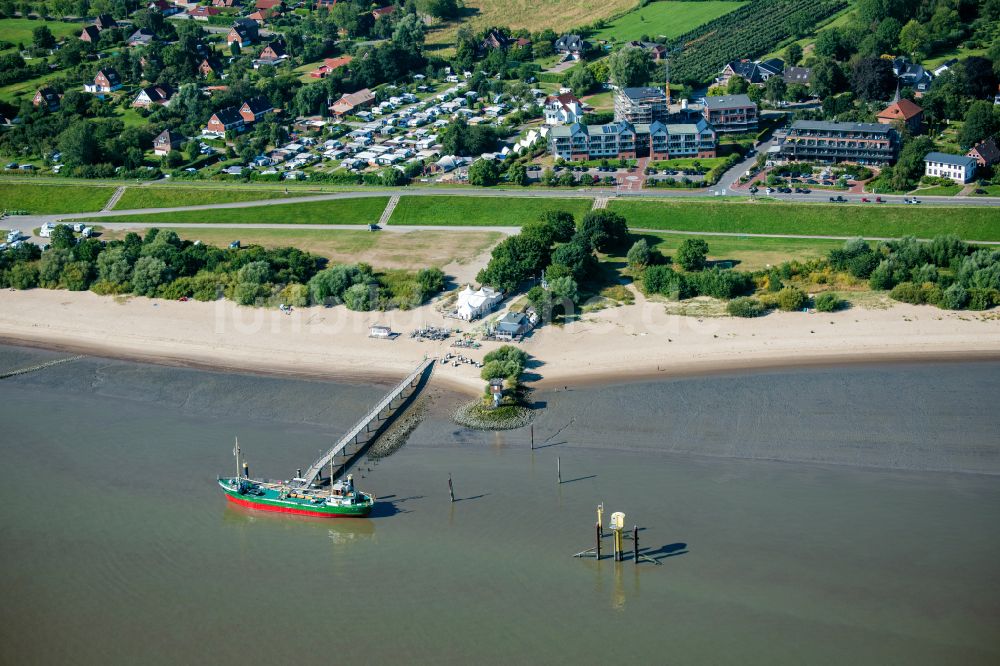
[
  {"left": 368, "top": 396, "right": 429, "bottom": 460},
  {"left": 453, "top": 401, "right": 535, "bottom": 431}
]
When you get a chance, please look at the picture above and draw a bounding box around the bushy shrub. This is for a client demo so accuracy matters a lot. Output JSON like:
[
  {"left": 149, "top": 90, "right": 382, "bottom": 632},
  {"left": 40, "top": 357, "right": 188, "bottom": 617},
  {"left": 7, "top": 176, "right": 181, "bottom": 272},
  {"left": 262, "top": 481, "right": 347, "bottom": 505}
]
[
  {"left": 8, "top": 262, "right": 39, "bottom": 290},
  {"left": 814, "top": 292, "right": 845, "bottom": 312},
  {"left": 967, "top": 288, "right": 1000, "bottom": 311},
  {"left": 889, "top": 282, "right": 924, "bottom": 304},
  {"left": 343, "top": 283, "right": 374, "bottom": 311},
  {"left": 691, "top": 267, "right": 753, "bottom": 299},
  {"left": 727, "top": 296, "right": 766, "bottom": 317},
  {"left": 939, "top": 283, "right": 969, "bottom": 310},
  {"left": 676, "top": 238, "right": 709, "bottom": 271},
  {"left": 776, "top": 286, "right": 807, "bottom": 311},
  {"left": 279, "top": 283, "right": 309, "bottom": 307}
]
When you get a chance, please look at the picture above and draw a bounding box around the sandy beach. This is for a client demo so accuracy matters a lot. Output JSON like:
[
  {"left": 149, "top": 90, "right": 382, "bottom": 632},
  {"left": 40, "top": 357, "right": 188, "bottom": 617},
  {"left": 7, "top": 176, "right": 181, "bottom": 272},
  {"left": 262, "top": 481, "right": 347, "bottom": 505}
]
[{"left": 2, "top": 288, "right": 999, "bottom": 391}]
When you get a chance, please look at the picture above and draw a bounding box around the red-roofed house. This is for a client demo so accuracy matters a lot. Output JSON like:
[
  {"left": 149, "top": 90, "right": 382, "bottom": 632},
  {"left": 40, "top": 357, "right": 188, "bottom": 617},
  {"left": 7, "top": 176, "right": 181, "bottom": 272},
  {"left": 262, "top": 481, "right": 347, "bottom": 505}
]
[
  {"left": 877, "top": 99, "right": 924, "bottom": 134},
  {"left": 309, "top": 55, "right": 352, "bottom": 78},
  {"left": 132, "top": 83, "right": 175, "bottom": 108},
  {"left": 329, "top": 88, "right": 375, "bottom": 117},
  {"left": 188, "top": 5, "right": 220, "bottom": 19},
  {"left": 255, "top": 0, "right": 281, "bottom": 8},
  {"left": 79, "top": 25, "right": 101, "bottom": 43},
  {"left": 543, "top": 93, "right": 584, "bottom": 125},
  {"left": 372, "top": 5, "right": 394, "bottom": 19},
  {"left": 967, "top": 137, "right": 1000, "bottom": 167}
]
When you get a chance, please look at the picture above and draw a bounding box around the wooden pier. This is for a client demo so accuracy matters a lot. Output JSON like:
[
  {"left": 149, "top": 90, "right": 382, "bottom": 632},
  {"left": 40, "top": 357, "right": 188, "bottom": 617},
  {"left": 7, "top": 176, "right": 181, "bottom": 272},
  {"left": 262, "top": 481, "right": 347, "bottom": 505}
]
[{"left": 291, "top": 358, "right": 434, "bottom": 488}]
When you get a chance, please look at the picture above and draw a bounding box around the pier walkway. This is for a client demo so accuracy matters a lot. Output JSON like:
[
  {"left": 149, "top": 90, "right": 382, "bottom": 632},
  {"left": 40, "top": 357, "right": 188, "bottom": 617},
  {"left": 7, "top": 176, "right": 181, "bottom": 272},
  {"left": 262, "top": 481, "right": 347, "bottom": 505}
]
[{"left": 293, "top": 358, "right": 434, "bottom": 487}]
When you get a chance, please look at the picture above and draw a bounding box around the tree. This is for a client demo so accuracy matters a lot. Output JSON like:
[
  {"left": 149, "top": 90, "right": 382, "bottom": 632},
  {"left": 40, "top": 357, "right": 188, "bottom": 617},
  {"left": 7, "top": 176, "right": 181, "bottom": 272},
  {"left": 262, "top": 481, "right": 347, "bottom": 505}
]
[
  {"left": 959, "top": 101, "right": 1000, "bottom": 150},
  {"left": 850, "top": 57, "right": 895, "bottom": 101},
  {"left": 97, "top": 246, "right": 132, "bottom": 286},
  {"left": 39, "top": 248, "right": 71, "bottom": 287},
  {"left": 416, "top": 267, "right": 445, "bottom": 295},
  {"left": 308, "top": 264, "right": 363, "bottom": 304},
  {"left": 608, "top": 46, "right": 650, "bottom": 88},
  {"left": 888, "top": 135, "right": 934, "bottom": 191},
  {"left": 32, "top": 25, "right": 55, "bottom": 49},
  {"left": 230, "top": 41, "right": 240, "bottom": 57},
  {"left": 726, "top": 76, "right": 749, "bottom": 95},
  {"left": 550, "top": 238, "right": 596, "bottom": 282},
  {"left": 237, "top": 261, "right": 271, "bottom": 284},
  {"left": 49, "top": 224, "right": 75, "bottom": 251},
  {"left": 548, "top": 275, "right": 578, "bottom": 305},
  {"left": 131, "top": 256, "right": 169, "bottom": 296},
  {"left": 538, "top": 210, "right": 576, "bottom": 243},
  {"left": 468, "top": 159, "right": 500, "bottom": 186},
  {"left": 676, "top": 238, "right": 709, "bottom": 271},
  {"left": 416, "top": 0, "right": 459, "bottom": 20},
  {"left": 898, "top": 19, "right": 930, "bottom": 59},
  {"left": 810, "top": 59, "right": 846, "bottom": 99},
  {"left": 765, "top": 76, "right": 787, "bottom": 103},
  {"left": 626, "top": 239, "right": 651, "bottom": 269},
  {"left": 343, "top": 282, "right": 373, "bottom": 310},
  {"left": 507, "top": 162, "right": 528, "bottom": 186},
  {"left": 578, "top": 210, "right": 629, "bottom": 253},
  {"left": 58, "top": 121, "right": 99, "bottom": 168},
  {"left": 8, "top": 263, "right": 39, "bottom": 290},
  {"left": 784, "top": 43, "right": 803, "bottom": 66},
  {"left": 566, "top": 65, "right": 597, "bottom": 97}
]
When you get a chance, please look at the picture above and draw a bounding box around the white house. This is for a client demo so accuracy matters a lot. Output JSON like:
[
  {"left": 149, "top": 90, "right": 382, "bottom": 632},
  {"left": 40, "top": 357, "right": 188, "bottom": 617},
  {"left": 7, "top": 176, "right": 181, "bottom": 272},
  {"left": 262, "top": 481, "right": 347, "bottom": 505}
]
[
  {"left": 543, "top": 93, "right": 584, "bottom": 125},
  {"left": 923, "top": 151, "right": 977, "bottom": 183},
  {"left": 453, "top": 286, "right": 503, "bottom": 320}
]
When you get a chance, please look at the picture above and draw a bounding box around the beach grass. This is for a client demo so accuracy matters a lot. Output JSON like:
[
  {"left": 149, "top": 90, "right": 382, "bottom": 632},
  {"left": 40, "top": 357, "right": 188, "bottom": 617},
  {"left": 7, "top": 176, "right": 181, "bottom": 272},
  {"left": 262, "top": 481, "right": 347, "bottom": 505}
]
[
  {"left": 389, "top": 195, "right": 593, "bottom": 226},
  {"left": 100, "top": 227, "right": 502, "bottom": 270},
  {"left": 0, "top": 182, "right": 117, "bottom": 214},
  {"left": 86, "top": 197, "right": 390, "bottom": 225},
  {"left": 589, "top": 0, "right": 742, "bottom": 43},
  {"left": 114, "top": 186, "right": 312, "bottom": 210},
  {"left": 610, "top": 199, "right": 1000, "bottom": 241}
]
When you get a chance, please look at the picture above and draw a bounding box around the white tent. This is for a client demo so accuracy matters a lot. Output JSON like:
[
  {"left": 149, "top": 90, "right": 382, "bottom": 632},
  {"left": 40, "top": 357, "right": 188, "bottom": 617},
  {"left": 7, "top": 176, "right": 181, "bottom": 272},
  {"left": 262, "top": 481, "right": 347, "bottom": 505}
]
[{"left": 454, "top": 286, "right": 503, "bottom": 320}]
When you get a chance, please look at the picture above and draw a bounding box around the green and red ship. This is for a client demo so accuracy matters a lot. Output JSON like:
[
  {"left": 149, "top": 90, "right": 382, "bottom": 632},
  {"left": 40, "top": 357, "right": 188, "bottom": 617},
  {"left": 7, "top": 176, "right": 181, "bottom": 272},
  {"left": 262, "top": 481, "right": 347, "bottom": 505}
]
[{"left": 219, "top": 439, "right": 374, "bottom": 518}]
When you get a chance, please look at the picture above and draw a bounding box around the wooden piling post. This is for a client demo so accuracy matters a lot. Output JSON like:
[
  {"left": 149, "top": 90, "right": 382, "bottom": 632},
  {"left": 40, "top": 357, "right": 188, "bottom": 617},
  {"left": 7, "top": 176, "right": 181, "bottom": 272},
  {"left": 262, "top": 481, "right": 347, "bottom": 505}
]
[
  {"left": 596, "top": 522, "right": 601, "bottom": 560},
  {"left": 633, "top": 525, "right": 638, "bottom": 564},
  {"left": 448, "top": 474, "right": 455, "bottom": 503},
  {"left": 557, "top": 456, "right": 561, "bottom": 484},
  {"left": 530, "top": 424, "right": 534, "bottom": 450}
]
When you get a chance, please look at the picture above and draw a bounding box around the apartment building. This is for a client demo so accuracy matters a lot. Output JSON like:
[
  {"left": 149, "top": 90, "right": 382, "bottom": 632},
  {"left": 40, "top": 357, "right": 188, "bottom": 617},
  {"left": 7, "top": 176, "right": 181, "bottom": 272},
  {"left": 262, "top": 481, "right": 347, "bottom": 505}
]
[
  {"left": 701, "top": 94, "right": 758, "bottom": 133},
  {"left": 613, "top": 87, "right": 668, "bottom": 124},
  {"left": 549, "top": 119, "right": 716, "bottom": 161},
  {"left": 778, "top": 121, "right": 899, "bottom": 165}
]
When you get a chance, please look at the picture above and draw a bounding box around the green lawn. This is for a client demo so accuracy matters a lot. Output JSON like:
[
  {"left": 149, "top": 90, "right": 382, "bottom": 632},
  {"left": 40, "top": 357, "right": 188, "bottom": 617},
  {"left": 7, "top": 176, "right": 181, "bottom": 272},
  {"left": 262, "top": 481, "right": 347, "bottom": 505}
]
[
  {"left": 389, "top": 195, "right": 593, "bottom": 226},
  {"left": 590, "top": 1, "right": 743, "bottom": 42},
  {"left": 609, "top": 199, "right": 1000, "bottom": 241},
  {"left": 650, "top": 157, "right": 728, "bottom": 170},
  {"left": 0, "top": 182, "right": 116, "bottom": 214},
  {"left": 913, "top": 184, "right": 962, "bottom": 197},
  {"left": 114, "top": 186, "right": 313, "bottom": 210},
  {"left": 0, "top": 18, "right": 81, "bottom": 47},
  {"left": 87, "top": 197, "right": 390, "bottom": 225},
  {"left": 972, "top": 185, "right": 1000, "bottom": 196},
  {"left": 639, "top": 232, "right": 842, "bottom": 272},
  {"left": 0, "top": 67, "right": 61, "bottom": 103}
]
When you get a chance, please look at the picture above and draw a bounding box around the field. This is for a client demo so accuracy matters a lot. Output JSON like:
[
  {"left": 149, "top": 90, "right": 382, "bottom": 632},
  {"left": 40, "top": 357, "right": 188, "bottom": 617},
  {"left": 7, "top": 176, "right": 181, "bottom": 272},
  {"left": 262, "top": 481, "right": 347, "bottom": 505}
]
[
  {"left": 388, "top": 195, "right": 594, "bottom": 226},
  {"left": 0, "top": 182, "right": 116, "bottom": 214},
  {"left": 651, "top": 157, "right": 729, "bottom": 169},
  {"left": 0, "top": 67, "right": 61, "bottom": 103},
  {"left": 609, "top": 199, "right": 1000, "bottom": 241},
  {"left": 0, "top": 18, "right": 81, "bottom": 48},
  {"left": 590, "top": 1, "right": 743, "bottom": 43},
  {"left": 425, "top": 0, "right": 634, "bottom": 46},
  {"left": 639, "top": 232, "right": 841, "bottom": 272},
  {"left": 86, "top": 197, "right": 390, "bottom": 225},
  {"left": 101, "top": 227, "right": 502, "bottom": 274},
  {"left": 114, "top": 186, "right": 313, "bottom": 210}
]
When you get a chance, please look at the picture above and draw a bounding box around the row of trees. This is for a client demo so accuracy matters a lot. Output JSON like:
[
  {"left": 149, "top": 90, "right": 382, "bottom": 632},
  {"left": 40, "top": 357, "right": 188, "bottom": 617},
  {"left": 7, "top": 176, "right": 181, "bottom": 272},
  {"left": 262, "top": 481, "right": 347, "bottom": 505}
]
[{"left": 0, "top": 227, "right": 445, "bottom": 310}]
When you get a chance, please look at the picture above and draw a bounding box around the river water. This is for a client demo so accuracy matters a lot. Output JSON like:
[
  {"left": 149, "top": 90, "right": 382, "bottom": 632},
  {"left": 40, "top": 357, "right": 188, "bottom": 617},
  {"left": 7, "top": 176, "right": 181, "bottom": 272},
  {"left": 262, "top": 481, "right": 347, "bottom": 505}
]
[{"left": 0, "top": 346, "right": 998, "bottom": 665}]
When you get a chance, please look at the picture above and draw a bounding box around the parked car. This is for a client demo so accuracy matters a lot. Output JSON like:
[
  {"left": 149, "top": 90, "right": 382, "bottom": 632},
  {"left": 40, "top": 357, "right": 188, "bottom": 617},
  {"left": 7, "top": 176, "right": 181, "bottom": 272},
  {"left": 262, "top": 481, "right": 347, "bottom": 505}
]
[
  {"left": 861, "top": 197, "right": 870, "bottom": 202},
  {"left": 875, "top": 196, "right": 884, "bottom": 203},
  {"left": 829, "top": 196, "right": 847, "bottom": 203}
]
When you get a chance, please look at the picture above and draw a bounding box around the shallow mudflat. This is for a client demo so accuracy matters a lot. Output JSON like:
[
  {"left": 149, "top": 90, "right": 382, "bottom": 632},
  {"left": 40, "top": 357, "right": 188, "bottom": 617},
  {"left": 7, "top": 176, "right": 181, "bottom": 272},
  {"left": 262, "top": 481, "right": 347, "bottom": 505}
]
[{"left": 1, "top": 348, "right": 997, "bottom": 665}]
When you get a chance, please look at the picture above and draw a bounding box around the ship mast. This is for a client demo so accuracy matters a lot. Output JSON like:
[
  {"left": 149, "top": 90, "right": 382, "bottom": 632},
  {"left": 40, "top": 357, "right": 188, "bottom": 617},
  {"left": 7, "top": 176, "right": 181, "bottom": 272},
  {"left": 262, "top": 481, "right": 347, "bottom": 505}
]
[{"left": 234, "top": 436, "right": 240, "bottom": 480}]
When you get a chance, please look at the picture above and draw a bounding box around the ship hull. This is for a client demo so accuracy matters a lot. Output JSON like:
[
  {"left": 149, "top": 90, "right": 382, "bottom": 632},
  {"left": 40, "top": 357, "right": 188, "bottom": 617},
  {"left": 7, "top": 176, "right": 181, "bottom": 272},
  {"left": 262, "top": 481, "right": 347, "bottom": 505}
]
[{"left": 220, "top": 483, "right": 373, "bottom": 518}]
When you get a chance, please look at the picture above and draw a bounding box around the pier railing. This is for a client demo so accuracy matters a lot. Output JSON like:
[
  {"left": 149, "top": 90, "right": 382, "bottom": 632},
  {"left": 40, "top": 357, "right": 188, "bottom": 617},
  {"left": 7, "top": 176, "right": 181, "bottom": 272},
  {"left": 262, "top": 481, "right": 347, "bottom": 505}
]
[{"left": 296, "top": 358, "right": 434, "bottom": 485}]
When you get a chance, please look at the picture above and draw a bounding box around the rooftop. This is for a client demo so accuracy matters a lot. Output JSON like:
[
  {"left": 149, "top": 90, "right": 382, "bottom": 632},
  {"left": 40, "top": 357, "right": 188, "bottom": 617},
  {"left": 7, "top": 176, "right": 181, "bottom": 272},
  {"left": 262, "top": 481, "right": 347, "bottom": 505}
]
[
  {"left": 790, "top": 120, "right": 894, "bottom": 134},
  {"left": 924, "top": 152, "right": 977, "bottom": 168},
  {"left": 703, "top": 94, "right": 754, "bottom": 109}
]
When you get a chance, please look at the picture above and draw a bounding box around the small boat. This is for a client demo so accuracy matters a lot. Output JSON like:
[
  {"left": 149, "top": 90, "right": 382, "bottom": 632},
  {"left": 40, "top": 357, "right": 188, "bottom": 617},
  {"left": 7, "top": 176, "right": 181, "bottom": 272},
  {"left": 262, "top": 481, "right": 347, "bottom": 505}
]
[{"left": 218, "top": 438, "right": 374, "bottom": 518}]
